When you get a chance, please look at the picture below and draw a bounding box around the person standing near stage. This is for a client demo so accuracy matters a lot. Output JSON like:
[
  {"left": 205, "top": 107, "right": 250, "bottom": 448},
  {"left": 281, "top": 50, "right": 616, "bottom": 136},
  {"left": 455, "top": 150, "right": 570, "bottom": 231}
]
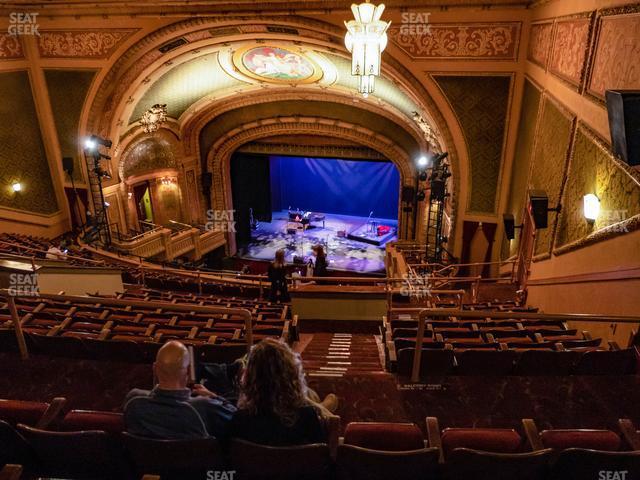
[
  {"left": 311, "top": 245, "right": 328, "bottom": 278},
  {"left": 268, "top": 249, "right": 290, "bottom": 303}
]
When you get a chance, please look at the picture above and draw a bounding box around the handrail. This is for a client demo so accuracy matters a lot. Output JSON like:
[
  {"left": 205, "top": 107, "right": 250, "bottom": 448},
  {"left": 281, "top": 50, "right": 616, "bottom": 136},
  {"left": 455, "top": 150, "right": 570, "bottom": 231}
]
[
  {"left": 0, "top": 240, "right": 108, "bottom": 267},
  {"left": 409, "top": 308, "right": 640, "bottom": 382},
  {"left": 0, "top": 288, "right": 254, "bottom": 360},
  {"left": 115, "top": 225, "right": 164, "bottom": 243}
]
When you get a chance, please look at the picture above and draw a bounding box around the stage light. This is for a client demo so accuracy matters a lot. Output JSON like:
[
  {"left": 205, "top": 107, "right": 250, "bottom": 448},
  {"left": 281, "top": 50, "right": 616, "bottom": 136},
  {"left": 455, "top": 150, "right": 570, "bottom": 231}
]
[
  {"left": 419, "top": 171, "right": 427, "bottom": 181},
  {"left": 11, "top": 182, "right": 22, "bottom": 192},
  {"left": 104, "top": 201, "right": 110, "bottom": 208},
  {"left": 417, "top": 156, "right": 429, "bottom": 168},
  {"left": 84, "top": 137, "right": 97, "bottom": 150},
  {"left": 416, "top": 190, "right": 425, "bottom": 201},
  {"left": 583, "top": 194, "right": 600, "bottom": 223}
]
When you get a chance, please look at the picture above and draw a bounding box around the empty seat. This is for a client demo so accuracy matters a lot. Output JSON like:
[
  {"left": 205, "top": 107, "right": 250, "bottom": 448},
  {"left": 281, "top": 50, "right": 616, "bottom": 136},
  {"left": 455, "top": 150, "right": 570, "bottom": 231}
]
[
  {"left": 230, "top": 438, "right": 331, "bottom": 480},
  {"left": 455, "top": 350, "right": 518, "bottom": 375},
  {"left": 17, "top": 424, "right": 130, "bottom": 479},
  {"left": 0, "top": 400, "right": 49, "bottom": 427},
  {"left": 60, "top": 410, "right": 124, "bottom": 435},
  {"left": 123, "top": 433, "right": 223, "bottom": 480},
  {"left": 445, "top": 448, "right": 553, "bottom": 480},
  {"left": 573, "top": 349, "right": 637, "bottom": 375},
  {"left": 337, "top": 444, "right": 439, "bottom": 480},
  {"left": 540, "top": 429, "right": 622, "bottom": 451},
  {"left": 440, "top": 428, "right": 523, "bottom": 456},
  {"left": 397, "top": 348, "right": 455, "bottom": 377},
  {"left": 513, "top": 350, "right": 581, "bottom": 376},
  {"left": 343, "top": 422, "right": 425, "bottom": 451}
]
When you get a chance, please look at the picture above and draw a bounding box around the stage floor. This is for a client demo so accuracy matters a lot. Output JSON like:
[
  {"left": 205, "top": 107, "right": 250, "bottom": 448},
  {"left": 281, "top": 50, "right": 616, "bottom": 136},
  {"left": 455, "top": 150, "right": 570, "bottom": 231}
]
[{"left": 238, "top": 210, "right": 398, "bottom": 273}]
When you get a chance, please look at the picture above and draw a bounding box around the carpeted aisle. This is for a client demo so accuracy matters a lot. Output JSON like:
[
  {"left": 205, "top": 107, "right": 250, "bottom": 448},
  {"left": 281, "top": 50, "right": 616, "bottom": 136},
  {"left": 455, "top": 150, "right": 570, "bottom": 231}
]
[{"left": 301, "top": 333, "right": 385, "bottom": 377}]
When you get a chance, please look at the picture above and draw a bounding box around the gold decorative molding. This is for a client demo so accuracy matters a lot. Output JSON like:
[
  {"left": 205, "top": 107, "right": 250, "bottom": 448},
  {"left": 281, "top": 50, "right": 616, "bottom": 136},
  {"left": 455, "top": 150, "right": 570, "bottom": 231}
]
[
  {"left": 0, "top": 34, "right": 23, "bottom": 59},
  {"left": 388, "top": 22, "right": 521, "bottom": 60},
  {"left": 37, "top": 29, "right": 137, "bottom": 58}
]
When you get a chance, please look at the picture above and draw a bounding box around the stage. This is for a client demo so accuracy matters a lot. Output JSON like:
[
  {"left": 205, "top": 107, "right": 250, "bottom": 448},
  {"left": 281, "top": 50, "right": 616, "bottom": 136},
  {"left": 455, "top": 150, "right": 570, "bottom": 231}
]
[{"left": 237, "top": 210, "right": 397, "bottom": 273}]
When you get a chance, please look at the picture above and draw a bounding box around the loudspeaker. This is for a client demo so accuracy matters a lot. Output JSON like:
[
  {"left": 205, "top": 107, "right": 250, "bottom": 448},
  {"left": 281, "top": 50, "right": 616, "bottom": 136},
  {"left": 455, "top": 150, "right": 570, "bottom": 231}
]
[
  {"left": 606, "top": 90, "right": 640, "bottom": 167},
  {"left": 503, "top": 213, "right": 515, "bottom": 240},
  {"left": 401, "top": 186, "right": 415, "bottom": 203},
  {"left": 529, "top": 190, "right": 549, "bottom": 229},
  {"left": 62, "top": 157, "right": 74, "bottom": 175},
  {"left": 201, "top": 172, "right": 213, "bottom": 189}
]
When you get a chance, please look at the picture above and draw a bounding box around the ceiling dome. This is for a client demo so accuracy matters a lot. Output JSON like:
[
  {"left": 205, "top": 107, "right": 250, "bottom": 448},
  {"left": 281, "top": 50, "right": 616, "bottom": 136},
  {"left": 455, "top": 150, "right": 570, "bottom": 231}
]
[{"left": 122, "top": 136, "right": 177, "bottom": 178}]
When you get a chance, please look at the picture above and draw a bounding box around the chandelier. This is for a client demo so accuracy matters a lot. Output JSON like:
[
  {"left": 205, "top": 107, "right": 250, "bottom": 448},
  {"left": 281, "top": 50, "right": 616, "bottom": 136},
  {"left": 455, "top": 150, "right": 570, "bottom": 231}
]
[
  {"left": 140, "top": 104, "right": 168, "bottom": 134},
  {"left": 344, "top": 1, "right": 390, "bottom": 97}
]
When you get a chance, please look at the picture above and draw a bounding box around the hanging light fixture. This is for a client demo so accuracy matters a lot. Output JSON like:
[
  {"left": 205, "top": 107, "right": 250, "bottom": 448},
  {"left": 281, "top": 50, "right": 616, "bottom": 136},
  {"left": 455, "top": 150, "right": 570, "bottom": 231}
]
[{"left": 344, "top": 1, "right": 390, "bottom": 97}]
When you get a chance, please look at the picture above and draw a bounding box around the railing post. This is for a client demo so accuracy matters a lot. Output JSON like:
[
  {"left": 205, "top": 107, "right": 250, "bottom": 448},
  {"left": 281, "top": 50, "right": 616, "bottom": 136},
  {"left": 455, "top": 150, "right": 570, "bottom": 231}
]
[
  {"left": 7, "top": 295, "right": 29, "bottom": 360},
  {"left": 198, "top": 272, "right": 203, "bottom": 295},
  {"left": 411, "top": 310, "right": 427, "bottom": 383},
  {"left": 245, "top": 311, "right": 253, "bottom": 352},
  {"left": 139, "top": 257, "right": 145, "bottom": 286}
]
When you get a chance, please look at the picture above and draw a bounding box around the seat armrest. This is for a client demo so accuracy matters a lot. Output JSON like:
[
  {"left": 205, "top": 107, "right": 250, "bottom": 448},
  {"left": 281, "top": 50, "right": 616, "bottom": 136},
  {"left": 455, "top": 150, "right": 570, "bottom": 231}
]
[
  {"left": 325, "top": 415, "right": 340, "bottom": 459},
  {"left": 37, "top": 396, "right": 67, "bottom": 429},
  {"left": 522, "top": 418, "right": 544, "bottom": 451},
  {"left": 426, "top": 417, "right": 443, "bottom": 463},
  {"left": 618, "top": 418, "right": 640, "bottom": 450},
  {"left": 0, "top": 464, "right": 23, "bottom": 480}
]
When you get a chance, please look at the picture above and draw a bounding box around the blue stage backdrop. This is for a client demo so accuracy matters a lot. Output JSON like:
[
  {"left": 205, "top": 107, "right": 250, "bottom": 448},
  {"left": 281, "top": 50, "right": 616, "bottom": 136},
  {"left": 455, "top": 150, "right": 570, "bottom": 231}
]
[{"left": 269, "top": 155, "right": 400, "bottom": 219}]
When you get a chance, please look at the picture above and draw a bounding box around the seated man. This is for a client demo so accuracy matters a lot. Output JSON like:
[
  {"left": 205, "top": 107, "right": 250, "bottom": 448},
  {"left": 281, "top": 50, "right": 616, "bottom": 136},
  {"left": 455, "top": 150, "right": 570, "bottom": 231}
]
[{"left": 124, "top": 340, "right": 236, "bottom": 440}]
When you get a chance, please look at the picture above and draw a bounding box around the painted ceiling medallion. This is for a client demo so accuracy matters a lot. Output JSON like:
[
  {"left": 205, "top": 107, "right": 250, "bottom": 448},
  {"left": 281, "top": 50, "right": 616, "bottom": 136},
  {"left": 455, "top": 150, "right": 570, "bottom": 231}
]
[{"left": 232, "top": 45, "right": 323, "bottom": 84}]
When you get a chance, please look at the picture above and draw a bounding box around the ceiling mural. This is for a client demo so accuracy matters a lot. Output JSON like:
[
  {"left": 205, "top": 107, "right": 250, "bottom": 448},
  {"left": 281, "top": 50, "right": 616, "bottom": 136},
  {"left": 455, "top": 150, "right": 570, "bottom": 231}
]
[{"left": 129, "top": 42, "right": 421, "bottom": 126}]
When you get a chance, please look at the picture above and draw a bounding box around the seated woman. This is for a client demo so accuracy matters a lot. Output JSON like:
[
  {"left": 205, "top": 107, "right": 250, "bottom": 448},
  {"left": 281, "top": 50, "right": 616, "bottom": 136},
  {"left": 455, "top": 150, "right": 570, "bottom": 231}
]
[{"left": 228, "top": 338, "right": 336, "bottom": 446}]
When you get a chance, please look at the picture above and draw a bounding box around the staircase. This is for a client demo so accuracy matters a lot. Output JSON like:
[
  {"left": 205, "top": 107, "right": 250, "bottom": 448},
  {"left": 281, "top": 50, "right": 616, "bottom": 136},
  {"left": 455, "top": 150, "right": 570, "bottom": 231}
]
[{"left": 301, "top": 333, "right": 385, "bottom": 377}]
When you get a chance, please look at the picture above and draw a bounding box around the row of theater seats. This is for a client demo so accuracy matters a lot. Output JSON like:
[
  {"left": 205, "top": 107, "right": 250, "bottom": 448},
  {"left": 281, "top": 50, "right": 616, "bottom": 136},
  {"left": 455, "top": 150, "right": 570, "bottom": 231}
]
[
  {"left": 383, "top": 312, "right": 639, "bottom": 377},
  {"left": 0, "top": 290, "right": 295, "bottom": 364},
  {"left": 1, "top": 397, "right": 639, "bottom": 480},
  {"left": 0, "top": 233, "right": 263, "bottom": 298}
]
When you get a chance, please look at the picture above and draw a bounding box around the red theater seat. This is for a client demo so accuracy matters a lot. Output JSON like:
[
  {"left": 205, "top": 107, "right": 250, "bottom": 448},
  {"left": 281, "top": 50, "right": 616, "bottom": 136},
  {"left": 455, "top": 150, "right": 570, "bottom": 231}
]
[
  {"left": 441, "top": 428, "right": 523, "bottom": 456},
  {"left": 343, "top": 422, "right": 425, "bottom": 451},
  {"left": 539, "top": 429, "right": 622, "bottom": 451},
  {"left": 61, "top": 410, "right": 124, "bottom": 435}
]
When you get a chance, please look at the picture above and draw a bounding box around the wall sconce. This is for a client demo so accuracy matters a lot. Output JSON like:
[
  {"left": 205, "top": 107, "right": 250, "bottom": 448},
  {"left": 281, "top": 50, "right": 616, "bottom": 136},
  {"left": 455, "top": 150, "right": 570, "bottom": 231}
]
[
  {"left": 159, "top": 176, "right": 177, "bottom": 186},
  {"left": 11, "top": 182, "right": 22, "bottom": 193},
  {"left": 583, "top": 193, "right": 600, "bottom": 223}
]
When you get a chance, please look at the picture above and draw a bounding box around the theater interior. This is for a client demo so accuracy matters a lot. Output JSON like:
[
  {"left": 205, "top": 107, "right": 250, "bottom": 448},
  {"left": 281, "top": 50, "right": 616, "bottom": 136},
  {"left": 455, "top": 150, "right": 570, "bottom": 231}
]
[{"left": 0, "top": 0, "right": 639, "bottom": 478}]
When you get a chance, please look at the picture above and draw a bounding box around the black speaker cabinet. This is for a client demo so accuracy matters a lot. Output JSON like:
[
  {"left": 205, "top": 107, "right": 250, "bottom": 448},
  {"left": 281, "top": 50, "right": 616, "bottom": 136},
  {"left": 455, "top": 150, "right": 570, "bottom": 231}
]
[
  {"left": 503, "top": 213, "right": 515, "bottom": 240},
  {"left": 62, "top": 157, "right": 74, "bottom": 175},
  {"left": 401, "top": 186, "right": 415, "bottom": 203},
  {"left": 606, "top": 90, "right": 640, "bottom": 167},
  {"left": 529, "top": 190, "right": 549, "bottom": 229}
]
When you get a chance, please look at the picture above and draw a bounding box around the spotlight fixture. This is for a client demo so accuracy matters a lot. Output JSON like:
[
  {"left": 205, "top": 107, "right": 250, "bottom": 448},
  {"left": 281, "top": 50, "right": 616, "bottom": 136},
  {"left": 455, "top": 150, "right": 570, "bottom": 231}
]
[
  {"left": 85, "top": 135, "right": 112, "bottom": 150},
  {"left": 583, "top": 194, "right": 600, "bottom": 223},
  {"left": 417, "top": 156, "right": 429, "bottom": 168},
  {"left": 419, "top": 171, "right": 428, "bottom": 181},
  {"left": 416, "top": 190, "right": 426, "bottom": 201},
  {"left": 84, "top": 137, "right": 97, "bottom": 150},
  {"left": 11, "top": 182, "right": 22, "bottom": 192},
  {"left": 104, "top": 201, "right": 110, "bottom": 208}
]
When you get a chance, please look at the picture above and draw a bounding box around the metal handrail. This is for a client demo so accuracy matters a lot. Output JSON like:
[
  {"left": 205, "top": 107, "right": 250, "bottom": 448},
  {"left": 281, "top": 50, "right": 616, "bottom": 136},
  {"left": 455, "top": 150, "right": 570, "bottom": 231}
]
[
  {"left": 409, "top": 308, "right": 640, "bottom": 382},
  {"left": 0, "top": 288, "right": 253, "bottom": 360},
  {"left": 0, "top": 240, "right": 108, "bottom": 267}
]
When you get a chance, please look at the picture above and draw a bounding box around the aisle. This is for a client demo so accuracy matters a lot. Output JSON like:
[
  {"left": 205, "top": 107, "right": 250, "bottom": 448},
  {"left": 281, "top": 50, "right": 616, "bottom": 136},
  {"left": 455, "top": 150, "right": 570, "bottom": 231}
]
[{"left": 300, "top": 333, "right": 385, "bottom": 377}]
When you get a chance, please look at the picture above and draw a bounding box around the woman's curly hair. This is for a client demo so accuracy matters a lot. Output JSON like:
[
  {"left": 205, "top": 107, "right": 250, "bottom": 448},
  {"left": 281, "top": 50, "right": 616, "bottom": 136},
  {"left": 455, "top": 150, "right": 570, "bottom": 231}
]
[{"left": 238, "top": 338, "right": 309, "bottom": 426}]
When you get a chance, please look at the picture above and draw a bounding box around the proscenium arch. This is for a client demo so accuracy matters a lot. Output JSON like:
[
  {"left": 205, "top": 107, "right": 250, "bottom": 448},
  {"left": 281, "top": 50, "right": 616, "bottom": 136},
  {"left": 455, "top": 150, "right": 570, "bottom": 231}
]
[
  {"left": 204, "top": 116, "right": 421, "bottom": 255},
  {"left": 81, "top": 14, "right": 465, "bottom": 251}
]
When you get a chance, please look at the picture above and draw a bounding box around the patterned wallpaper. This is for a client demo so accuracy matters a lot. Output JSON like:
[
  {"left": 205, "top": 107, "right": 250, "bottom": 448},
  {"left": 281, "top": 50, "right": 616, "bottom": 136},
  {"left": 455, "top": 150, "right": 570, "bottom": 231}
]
[
  {"left": 504, "top": 79, "right": 542, "bottom": 258},
  {"left": 0, "top": 34, "right": 23, "bottom": 59},
  {"left": 45, "top": 69, "right": 97, "bottom": 184},
  {"left": 388, "top": 22, "right": 521, "bottom": 60},
  {"left": 122, "top": 137, "right": 177, "bottom": 178},
  {"left": 38, "top": 29, "right": 136, "bottom": 58},
  {"left": 555, "top": 126, "right": 640, "bottom": 249},
  {"left": 547, "top": 15, "right": 592, "bottom": 88},
  {"left": 527, "top": 22, "right": 553, "bottom": 67},
  {"left": 0, "top": 71, "right": 59, "bottom": 215},
  {"left": 433, "top": 75, "right": 511, "bottom": 214},
  {"left": 587, "top": 11, "right": 640, "bottom": 99},
  {"left": 529, "top": 96, "right": 575, "bottom": 257}
]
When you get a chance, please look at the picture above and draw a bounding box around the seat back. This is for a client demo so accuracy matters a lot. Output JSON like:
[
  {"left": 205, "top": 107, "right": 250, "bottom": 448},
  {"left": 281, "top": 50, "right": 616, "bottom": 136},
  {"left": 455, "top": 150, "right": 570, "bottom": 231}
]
[
  {"left": 343, "top": 422, "right": 425, "bottom": 451},
  {"left": 336, "top": 444, "right": 439, "bottom": 480},
  {"left": 17, "top": 424, "right": 129, "bottom": 479},
  {"left": 514, "top": 350, "right": 581, "bottom": 375},
  {"left": 61, "top": 410, "right": 124, "bottom": 435},
  {"left": 229, "top": 438, "right": 331, "bottom": 480},
  {"left": 123, "top": 395, "right": 208, "bottom": 440},
  {"left": 446, "top": 448, "right": 552, "bottom": 480},
  {"left": 0, "top": 399, "right": 48, "bottom": 427},
  {"left": 198, "top": 343, "right": 248, "bottom": 364},
  {"left": 397, "top": 348, "right": 454, "bottom": 377},
  {"left": 28, "top": 333, "right": 88, "bottom": 359},
  {"left": 441, "top": 428, "right": 523, "bottom": 457},
  {"left": 122, "top": 432, "right": 223, "bottom": 480},
  {"left": 456, "top": 350, "right": 518, "bottom": 375},
  {"left": 550, "top": 448, "right": 640, "bottom": 480},
  {"left": 573, "top": 349, "right": 637, "bottom": 375},
  {"left": 540, "top": 429, "right": 622, "bottom": 451}
]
